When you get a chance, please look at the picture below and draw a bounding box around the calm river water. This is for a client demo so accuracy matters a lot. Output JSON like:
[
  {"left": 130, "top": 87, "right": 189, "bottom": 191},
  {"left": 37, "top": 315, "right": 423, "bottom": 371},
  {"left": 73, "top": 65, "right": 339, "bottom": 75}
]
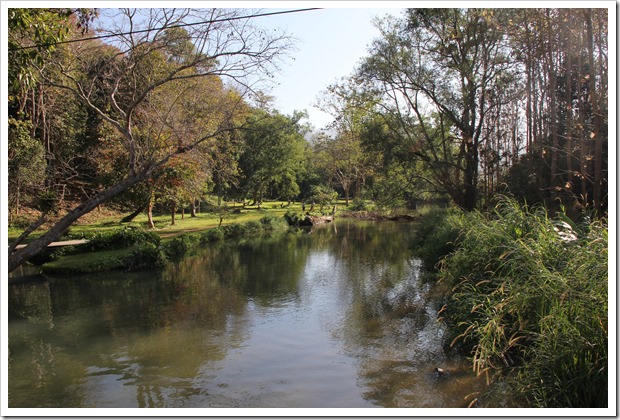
[{"left": 8, "top": 220, "right": 488, "bottom": 409}]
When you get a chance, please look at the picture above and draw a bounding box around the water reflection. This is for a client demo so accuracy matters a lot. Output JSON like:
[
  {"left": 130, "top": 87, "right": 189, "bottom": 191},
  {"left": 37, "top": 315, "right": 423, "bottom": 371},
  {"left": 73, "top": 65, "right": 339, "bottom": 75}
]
[{"left": 8, "top": 220, "right": 487, "bottom": 408}]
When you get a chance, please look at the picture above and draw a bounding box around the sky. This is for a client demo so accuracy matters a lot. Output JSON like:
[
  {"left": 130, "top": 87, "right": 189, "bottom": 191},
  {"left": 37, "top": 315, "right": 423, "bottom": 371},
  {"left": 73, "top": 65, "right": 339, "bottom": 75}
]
[{"left": 252, "top": 6, "right": 404, "bottom": 131}]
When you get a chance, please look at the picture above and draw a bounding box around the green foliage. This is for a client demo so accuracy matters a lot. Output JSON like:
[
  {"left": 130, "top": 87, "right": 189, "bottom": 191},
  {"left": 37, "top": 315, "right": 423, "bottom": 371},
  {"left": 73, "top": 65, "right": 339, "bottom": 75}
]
[
  {"left": 222, "top": 223, "right": 247, "bottom": 239},
  {"left": 163, "top": 233, "right": 201, "bottom": 259},
  {"left": 83, "top": 226, "right": 160, "bottom": 251},
  {"left": 42, "top": 249, "right": 129, "bottom": 274},
  {"left": 284, "top": 210, "right": 302, "bottom": 226},
  {"left": 8, "top": 118, "right": 46, "bottom": 209},
  {"left": 200, "top": 227, "right": 225, "bottom": 243},
  {"left": 244, "top": 220, "right": 263, "bottom": 235},
  {"left": 260, "top": 215, "right": 289, "bottom": 233},
  {"left": 8, "top": 8, "right": 73, "bottom": 92},
  {"left": 433, "top": 198, "right": 607, "bottom": 407},
  {"left": 411, "top": 208, "right": 462, "bottom": 272},
  {"left": 238, "top": 109, "right": 307, "bottom": 204},
  {"left": 348, "top": 197, "right": 369, "bottom": 211},
  {"left": 307, "top": 185, "right": 338, "bottom": 211},
  {"left": 126, "top": 243, "right": 167, "bottom": 271}
]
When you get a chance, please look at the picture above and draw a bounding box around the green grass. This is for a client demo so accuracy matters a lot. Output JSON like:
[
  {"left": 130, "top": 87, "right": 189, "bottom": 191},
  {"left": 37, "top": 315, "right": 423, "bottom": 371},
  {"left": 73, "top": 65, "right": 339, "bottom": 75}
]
[
  {"left": 42, "top": 248, "right": 131, "bottom": 274},
  {"left": 419, "top": 198, "right": 608, "bottom": 407},
  {"left": 8, "top": 200, "right": 309, "bottom": 244},
  {"left": 36, "top": 209, "right": 293, "bottom": 274}
]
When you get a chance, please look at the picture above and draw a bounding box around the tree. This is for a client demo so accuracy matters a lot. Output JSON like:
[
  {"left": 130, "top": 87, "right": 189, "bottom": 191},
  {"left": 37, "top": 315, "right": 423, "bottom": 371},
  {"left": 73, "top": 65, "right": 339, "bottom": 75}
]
[
  {"left": 7, "top": 118, "right": 46, "bottom": 221},
  {"left": 8, "top": 8, "right": 292, "bottom": 272},
  {"left": 358, "top": 9, "right": 517, "bottom": 210},
  {"left": 315, "top": 79, "right": 375, "bottom": 205},
  {"left": 502, "top": 8, "right": 608, "bottom": 212},
  {"left": 238, "top": 109, "right": 307, "bottom": 207}
]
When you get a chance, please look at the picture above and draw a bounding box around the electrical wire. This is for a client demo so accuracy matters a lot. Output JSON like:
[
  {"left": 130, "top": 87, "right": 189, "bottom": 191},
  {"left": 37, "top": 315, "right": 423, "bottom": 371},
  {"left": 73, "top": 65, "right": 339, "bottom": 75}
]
[{"left": 9, "top": 7, "right": 322, "bottom": 51}]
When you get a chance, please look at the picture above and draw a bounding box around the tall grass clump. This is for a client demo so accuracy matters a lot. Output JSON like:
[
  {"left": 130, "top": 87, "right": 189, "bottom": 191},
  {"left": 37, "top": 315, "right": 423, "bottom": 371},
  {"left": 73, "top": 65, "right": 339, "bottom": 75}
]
[
  {"left": 411, "top": 208, "right": 464, "bottom": 272},
  {"left": 437, "top": 198, "right": 608, "bottom": 407}
]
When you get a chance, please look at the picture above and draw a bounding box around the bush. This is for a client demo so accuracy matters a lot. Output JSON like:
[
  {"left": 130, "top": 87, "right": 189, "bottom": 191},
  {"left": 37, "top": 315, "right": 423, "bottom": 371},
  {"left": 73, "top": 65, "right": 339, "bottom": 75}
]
[
  {"left": 348, "top": 197, "right": 369, "bottom": 212},
  {"left": 126, "top": 242, "right": 167, "bottom": 271},
  {"left": 200, "top": 227, "right": 225, "bottom": 243},
  {"left": 84, "top": 226, "right": 160, "bottom": 251},
  {"left": 223, "top": 223, "right": 247, "bottom": 238},
  {"left": 42, "top": 249, "right": 129, "bottom": 274},
  {"left": 163, "top": 233, "right": 200, "bottom": 259},
  {"left": 307, "top": 185, "right": 338, "bottom": 212},
  {"left": 284, "top": 210, "right": 302, "bottom": 226},
  {"left": 244, "top": 220, "right": 263, "bottom": 236},
  {"left": 260, "top": 215, "right": 289, "bottom": 233},
  {"left": 437, "top": 198, "right": 608, "bottom": 407}
]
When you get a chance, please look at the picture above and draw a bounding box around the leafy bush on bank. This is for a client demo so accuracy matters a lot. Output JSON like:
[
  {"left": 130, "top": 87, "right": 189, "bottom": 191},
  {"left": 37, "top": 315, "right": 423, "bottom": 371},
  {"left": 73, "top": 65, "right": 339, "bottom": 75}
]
[
  {"left": 82, "top": 226, "right": 161, "bottom": 251},
  {"left": 416, "top": 198, "right": 608, "bottom": 407},
  {"left": 44, "top": 216, "right": 292, "bottom": 273}
]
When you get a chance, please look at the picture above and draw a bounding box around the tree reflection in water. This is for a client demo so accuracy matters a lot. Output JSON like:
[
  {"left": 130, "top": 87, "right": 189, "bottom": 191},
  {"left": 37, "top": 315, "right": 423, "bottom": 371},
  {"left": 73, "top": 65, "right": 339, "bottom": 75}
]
[{"left": 8, "top": 221, "right": 488, "bottom": 408}]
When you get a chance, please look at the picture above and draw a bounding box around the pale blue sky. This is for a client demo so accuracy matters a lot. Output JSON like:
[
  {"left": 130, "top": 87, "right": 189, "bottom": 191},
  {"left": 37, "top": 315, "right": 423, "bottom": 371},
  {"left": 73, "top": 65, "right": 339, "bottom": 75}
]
[{"left": 255, "top": 7, "right": 404, "bottom": 130}]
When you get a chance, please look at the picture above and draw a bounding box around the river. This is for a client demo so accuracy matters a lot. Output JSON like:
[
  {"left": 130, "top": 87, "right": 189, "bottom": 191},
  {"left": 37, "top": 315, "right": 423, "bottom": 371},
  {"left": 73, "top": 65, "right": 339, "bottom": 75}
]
[{"left": 8, "top": 220, "right": 488, "bottom": 409}]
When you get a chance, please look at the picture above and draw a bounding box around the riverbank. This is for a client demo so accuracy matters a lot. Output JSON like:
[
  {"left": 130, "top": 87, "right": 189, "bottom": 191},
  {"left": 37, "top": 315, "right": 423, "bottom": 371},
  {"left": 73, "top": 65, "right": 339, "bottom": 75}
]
[
  {"left": 9, "top": 201, "right": 422, "bottom": 278},
  {"left": 33, "top": 215, "right": 291, "bottom": 276},
  {"left": 412, "top": 198, "right": 608, "bottom": 408}
]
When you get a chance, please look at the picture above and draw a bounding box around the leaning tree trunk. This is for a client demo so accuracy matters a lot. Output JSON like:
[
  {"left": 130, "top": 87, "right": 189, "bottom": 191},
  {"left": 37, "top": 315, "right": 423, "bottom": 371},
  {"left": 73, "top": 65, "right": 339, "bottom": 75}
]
[
  {"left": 120, "top": 205, "right": 145, "bottom": 223},
  {"left": 8, "top": 170, "right": 153, "bottom": 273}
]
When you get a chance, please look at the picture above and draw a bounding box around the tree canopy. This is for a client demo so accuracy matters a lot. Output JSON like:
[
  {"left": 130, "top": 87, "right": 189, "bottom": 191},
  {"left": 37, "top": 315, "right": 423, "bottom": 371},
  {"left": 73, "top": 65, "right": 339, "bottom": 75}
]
[{"left": 7, "top": 7, "right": 609, "bottom": 272}]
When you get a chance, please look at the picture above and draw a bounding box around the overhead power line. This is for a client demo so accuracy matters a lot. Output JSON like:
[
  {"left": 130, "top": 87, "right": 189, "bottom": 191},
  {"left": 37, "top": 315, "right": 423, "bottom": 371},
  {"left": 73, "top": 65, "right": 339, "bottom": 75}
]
[{"left": 9, "top": 8, "right": 321, "bottom": 51}]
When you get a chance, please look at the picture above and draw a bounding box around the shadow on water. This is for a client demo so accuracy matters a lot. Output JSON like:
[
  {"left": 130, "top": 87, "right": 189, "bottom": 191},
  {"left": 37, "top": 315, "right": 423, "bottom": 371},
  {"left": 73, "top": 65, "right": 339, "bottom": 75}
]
[{"left": 8, "top": 220, "right": 490, "bottom": 408}]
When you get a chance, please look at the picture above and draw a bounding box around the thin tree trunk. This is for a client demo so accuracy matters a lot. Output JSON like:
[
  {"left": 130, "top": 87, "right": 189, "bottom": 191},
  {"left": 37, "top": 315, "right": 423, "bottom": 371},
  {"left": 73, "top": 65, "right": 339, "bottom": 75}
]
[
  {"left": 586, "top": 10, "right": 603, "bottom": 213},
  {"left": 548, "top": 10, "right": 559, "bottom": 192},
  {"left": 576, "top": 41, "right": 588, "bottom": 199},
  {"left": 564, "top": 13, "right": 573, "bottom": 186},
  {"left": 147, "top": 189, "right": 156, "bottom": 229}
]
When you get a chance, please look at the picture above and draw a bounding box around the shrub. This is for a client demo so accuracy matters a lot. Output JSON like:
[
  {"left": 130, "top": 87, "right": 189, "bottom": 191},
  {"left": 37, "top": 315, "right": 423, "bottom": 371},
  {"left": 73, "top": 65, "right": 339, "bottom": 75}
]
[
  {"left": 84, "top": 226, "right": 160, "bottom": 251},
  {"left": 260, "top": 215, "right": 289, "bottom": 233},
  {"left": 42, "top": 249, "right": 129, "bottom": 274},
  {"left": 223, "top": 223, "right": 246, "bottom": 238},
  {"left": 307, "top": 185, "right": 338, "bottom": 212},
  {"left": 163, "top": 233, "right": 200, "bottom": 259},
  {"left": 348, "top": 197, "right": 369, "bottom": 212},
  {"left": 284, "top": 210, "right": 302, "bottom": 226},
  {"left": 126, "top": 242, "right": 167, "bottom": 271},
  {"left": 244, "top": 220, "right": 263, "bottom": 236},
  {"left": 200, "top": 227, "right": 225, "bottom": 243}
]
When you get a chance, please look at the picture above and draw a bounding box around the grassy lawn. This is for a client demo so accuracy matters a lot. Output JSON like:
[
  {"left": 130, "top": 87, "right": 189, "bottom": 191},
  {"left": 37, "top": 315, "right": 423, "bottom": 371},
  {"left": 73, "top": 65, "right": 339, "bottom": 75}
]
[
  {"left": 41, "top": 248, "right": 131, "bottom": 274},
  {"left": 8, "top": 200, "right": 342, "bottom": 244}
]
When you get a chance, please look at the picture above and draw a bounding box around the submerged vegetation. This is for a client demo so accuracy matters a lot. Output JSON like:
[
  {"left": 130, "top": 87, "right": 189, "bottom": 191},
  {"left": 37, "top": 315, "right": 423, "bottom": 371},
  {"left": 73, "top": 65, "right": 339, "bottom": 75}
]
[{"left": 413, "top": 198, "right": 608, "bottom": 407}]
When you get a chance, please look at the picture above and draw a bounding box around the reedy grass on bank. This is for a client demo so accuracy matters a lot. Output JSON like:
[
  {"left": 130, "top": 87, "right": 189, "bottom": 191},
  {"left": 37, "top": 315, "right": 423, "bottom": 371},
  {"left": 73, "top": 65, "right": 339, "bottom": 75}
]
[{"left": 415, "top": 198, "right": 608, "bottom": 407}]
